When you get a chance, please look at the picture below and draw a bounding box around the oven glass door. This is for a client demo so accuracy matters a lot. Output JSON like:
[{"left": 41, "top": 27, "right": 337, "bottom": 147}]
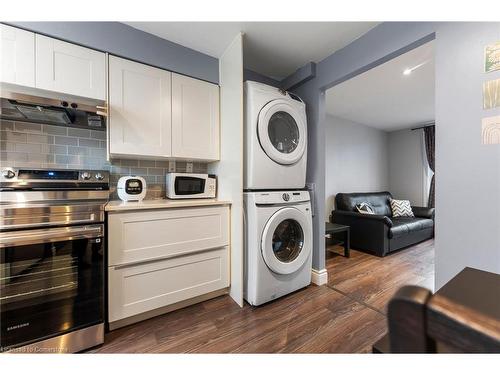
[{"left": 0, "top": 225, "right": 104, "bottom": 352}]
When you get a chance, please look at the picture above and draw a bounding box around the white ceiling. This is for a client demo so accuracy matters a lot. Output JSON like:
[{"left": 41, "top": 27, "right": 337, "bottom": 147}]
[
  {"left": 124, "top": 22, "right": 378, "bottom": 79},
  {"left": 326, "top": 41, "right": 435, "bottom": 131}
]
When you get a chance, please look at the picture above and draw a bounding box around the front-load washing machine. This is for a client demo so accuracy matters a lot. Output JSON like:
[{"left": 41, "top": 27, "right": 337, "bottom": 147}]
[
  {"left": 244, "top": 190, "right": 313, "bottom": 306},
  {"left": 244, "top": 81, "right": 307, "bottom": 190}
]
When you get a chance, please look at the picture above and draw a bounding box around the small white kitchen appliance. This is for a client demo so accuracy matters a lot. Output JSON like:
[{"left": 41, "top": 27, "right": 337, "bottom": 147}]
[{"left": 117, "top": 176, "right": 147, "bottom": 201}]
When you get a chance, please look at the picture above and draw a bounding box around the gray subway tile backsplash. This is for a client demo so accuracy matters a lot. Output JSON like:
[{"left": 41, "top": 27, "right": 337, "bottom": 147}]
[
  {"left": 138, "top": 160, "right": 155, "bottom": 167},
  {"left": 146, "top": 167, "right": 164, "bottom": 176},
  {"left": 91, "top": 130, "right": 106, "bottom": 140},
  {"left": 68, "top": 128, "right": 91, "bottom": 138},
  {"left": 54, "top": 136, "right": 78, "bottom": 146},
  {"left": 48, "top": 145, "right": 68, "bottom": 154},
  {"left": 27, "top": 133, "right": 54, "bottom": 144},
  {"left": 15, "top": 143, "right": 42, "bottom": 153},
  {"left": 1, "top": 121, "right": 14, "bottom": 131},
  {"left": 0, "top": 141, "right": 15, "bottom": 151},
  {"left": 0, "top": 119, "right": 208, "bottom": 199},
  {"left": 119, "top": 159, "right": 139, "bottom": 167},
  {"left": 1, "top": 131, "right": 27, "bottom": 143},
  {"left": 130, "top": 167, "right": 148, "bottom": 175},
  {"left": 78, "top": 138, "right": 100, "bottom": 148},
  {"left": 15, "top": 122, "right": 42, "bottom": 133},
  {"left": 43, "top": 124, "right": 68, "bottom": 135},
  {"left": 68, "top": 146, "right": 89, "bottom": 155}
]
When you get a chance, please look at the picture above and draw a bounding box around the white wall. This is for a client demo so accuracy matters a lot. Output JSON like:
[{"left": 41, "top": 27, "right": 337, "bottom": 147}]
[
  {"left": 388, "top": 129, "right": 430, "bottom": 206},
  {"left": 209, "top": 33, "right": 244, "bottom": 306},
  {"left": 325, "top": 115, "right": 389, "bottom": 220}
]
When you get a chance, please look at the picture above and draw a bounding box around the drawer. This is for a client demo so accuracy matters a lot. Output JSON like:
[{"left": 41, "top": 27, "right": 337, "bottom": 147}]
[
  {"left": 108, "top": 247, "right": 229, "bottom": 322},
  {"left": 108, "top": 206, "right": 229, "bottom": 266}
]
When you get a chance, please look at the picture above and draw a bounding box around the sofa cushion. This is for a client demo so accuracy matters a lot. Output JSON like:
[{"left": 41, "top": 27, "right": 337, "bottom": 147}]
[
  {"left": 390, "top": 199, "right": 414, "bottom": 217},
  {"left": 335, "top": 192, "right": 393, "bottom": 216},
  {"left": 355, "top": 202, "right": 375, "bottom": 214},
  {"left": 389, "top": 217, "right": 434, "bottom": 239}
]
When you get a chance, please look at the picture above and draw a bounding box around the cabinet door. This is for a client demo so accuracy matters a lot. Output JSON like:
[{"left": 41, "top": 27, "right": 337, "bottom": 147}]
[
  {"left": 109, "top": 56, "right": 172, "bottom": 158},
  {"left": 108, "top": 206, "right": 229, "bottom": 266},
  {"left": 0, "top": 25, "right": 35, "bottom": 87},
  {"left": 172, "top": 73, "right": 220, "bottom": 161},
  {"left": 108, "top": 247, "right": 229, "bottom": 323},
  {"left": 35, "top": 34, "right": 105, "bottom": 100}
]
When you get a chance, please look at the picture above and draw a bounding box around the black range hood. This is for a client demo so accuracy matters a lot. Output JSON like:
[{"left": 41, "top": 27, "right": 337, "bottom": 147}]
[{"left": 0, "top": 89, "right": 107, "bottom": 131}]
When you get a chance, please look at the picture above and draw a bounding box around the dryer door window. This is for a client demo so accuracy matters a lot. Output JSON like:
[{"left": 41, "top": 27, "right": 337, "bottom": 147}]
[
  {"left": 268, "top": 112, "right": 300, "bottom": 154},
  {"left": 261, "top": 207, "right": 311, "bottom": 275},
  {"left": 258, "top": 99, "right": 306, "bottom": 165}
]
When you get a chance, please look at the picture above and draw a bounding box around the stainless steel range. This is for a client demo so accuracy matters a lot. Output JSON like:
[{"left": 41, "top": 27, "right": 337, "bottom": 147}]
[{"left": 0, "top": 167, "right": 109, "bottom": 353}]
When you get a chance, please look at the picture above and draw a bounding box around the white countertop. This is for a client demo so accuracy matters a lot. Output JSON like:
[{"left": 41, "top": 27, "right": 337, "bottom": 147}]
[{"left": 105, "top": 198, "right": 231, "bottom": 212}]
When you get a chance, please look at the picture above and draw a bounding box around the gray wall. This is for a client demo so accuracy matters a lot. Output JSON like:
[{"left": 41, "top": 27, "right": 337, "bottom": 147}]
[
  {"left": 7, "top": 22, "right": 219, "bottom": 84},
  {"left": 388, "top": 129, "right": 428, "bottom": 206},
  {"left": 434, "top": 23, "right": 500, "bottom": 287},
  {"left": 325, "top": 115, "right": 389, "bottom": 220},
  {"left": 0, "top": 119, "right": 207, "bottom": 199},
  {"left": 291, "top": 22, "right": 500, "bottom": 288},
  {"left": 293, "top": 23, "right": 436, "bottom": 272},
  {"left": 243, "top": 68, "right": 281, "bottom": 87}
]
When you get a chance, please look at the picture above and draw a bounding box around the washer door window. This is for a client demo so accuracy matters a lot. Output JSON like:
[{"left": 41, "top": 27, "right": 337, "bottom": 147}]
[
  {"left": 258, "top": 99, "right": 306, "bottom": 165},
  {"left": 261, "top": 207, "right": 311, "bottom": 275}
]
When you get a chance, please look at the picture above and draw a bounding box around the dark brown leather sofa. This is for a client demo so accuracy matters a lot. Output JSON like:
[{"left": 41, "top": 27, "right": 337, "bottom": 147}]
[{"left": 332, "top": 192, "right": 434, "bottom": 257}]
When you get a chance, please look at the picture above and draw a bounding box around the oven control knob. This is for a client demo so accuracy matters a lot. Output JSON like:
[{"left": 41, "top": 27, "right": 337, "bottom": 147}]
[
  {"left": 282, "top": 193, "right": 290, "bottom": 201},
  {"left": 81, "top": 172, "right": 91, "bottom": 180},
  {"left": 2, "top": 169, "right": 15, "bottom": 179},
  {"left": 95, "top": 173, "right": 104, "bottom": 180}
]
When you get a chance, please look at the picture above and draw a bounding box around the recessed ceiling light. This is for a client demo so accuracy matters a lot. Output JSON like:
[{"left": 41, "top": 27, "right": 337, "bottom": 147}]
[{"left": 403, "top": 60, "right": 430, "bottom": 76}]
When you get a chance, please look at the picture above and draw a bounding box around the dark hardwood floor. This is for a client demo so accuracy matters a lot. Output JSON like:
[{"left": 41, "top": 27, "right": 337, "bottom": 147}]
[
  {"left": 326, "top": 239, "right": 435, "bottom": 313},
  {"left": 91, "top": 239, "right": 434, "bottom": 354}
]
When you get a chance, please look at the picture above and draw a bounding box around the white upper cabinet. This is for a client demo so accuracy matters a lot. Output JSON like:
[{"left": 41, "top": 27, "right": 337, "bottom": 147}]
[
  {"left": 109, "top": 56, "right": 172, "bottom": 158},
  {"left": 0, "top": 24, "right": 35, "bottom": 87},
  {"left": 35, "top": 34, "right": 106, "bottom": 100},
  {"left": 172, "top": 73, "right": 220, "bottom": 161}
]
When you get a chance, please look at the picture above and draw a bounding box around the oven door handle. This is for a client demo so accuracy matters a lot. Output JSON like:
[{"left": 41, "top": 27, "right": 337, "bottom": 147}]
[
  {"left": 0, "top": 224, "right": 104, "bottom": 248},
  {"left": 2, "top": 215, "right": 102, "bottom": 230}
]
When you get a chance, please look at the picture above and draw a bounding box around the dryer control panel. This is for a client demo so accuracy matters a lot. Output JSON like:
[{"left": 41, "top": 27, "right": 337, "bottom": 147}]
[{"left": 253, "top": 190, "right": 310, "bottom": 205}]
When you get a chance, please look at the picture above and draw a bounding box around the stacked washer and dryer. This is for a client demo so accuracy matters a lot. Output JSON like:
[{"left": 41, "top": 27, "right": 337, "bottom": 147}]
[{"left": 243, "top": 81, "right": 313, "bottom": 306}]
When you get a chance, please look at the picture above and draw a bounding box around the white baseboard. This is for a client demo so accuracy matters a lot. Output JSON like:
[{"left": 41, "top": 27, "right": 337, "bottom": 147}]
[{"left": 311, "top": 268, "right": 328, "bottom": 286}]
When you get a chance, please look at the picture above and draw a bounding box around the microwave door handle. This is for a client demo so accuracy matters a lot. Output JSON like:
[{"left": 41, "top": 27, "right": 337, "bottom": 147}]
[{"left": 0, "top": 225, "right": 103, "bottom": 248}]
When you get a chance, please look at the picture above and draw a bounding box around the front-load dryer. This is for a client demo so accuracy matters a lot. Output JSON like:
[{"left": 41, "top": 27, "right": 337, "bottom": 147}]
[
  {"left": 244, "top": 190, "right": 313, "bottom": 306},
  {"left": 244, "top": 81, "right": 307, "bottom": 190}
]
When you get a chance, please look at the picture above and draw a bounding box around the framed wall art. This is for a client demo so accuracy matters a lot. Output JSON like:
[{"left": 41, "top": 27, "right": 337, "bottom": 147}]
[{"left": 485, "top": 42, "right": 500, "bottom": 73}]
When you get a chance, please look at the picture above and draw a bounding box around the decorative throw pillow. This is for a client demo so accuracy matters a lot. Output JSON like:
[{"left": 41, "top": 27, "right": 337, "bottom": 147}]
[
  {"left": 390, "top": 199, "right": 414, "bottom": 217},
  {"left": 355, "top": 202, "right": 375, "bottom": 215}
]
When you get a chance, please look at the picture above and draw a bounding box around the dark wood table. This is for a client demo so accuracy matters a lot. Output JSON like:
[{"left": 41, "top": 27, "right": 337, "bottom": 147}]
[
  {"left": 325, "top": 222, "right": 350, "bottom": 258},
  {"left": 373, "top": 267, "right": 500, "bottom": 353}
]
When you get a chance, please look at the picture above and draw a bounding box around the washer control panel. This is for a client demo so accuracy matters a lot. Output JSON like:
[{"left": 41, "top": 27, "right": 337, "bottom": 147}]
[{"left": 253, "top": 190, "right": 310, "bottom": 205}]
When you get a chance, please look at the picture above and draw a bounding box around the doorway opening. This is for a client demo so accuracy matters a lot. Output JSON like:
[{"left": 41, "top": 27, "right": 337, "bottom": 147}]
[{"left": 323, "top": 40, "right": 436, "bottom": 313}]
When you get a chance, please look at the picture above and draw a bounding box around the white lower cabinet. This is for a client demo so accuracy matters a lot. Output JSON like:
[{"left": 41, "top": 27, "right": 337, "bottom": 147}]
[
  {"left": 108, "top": 247, "right": 229, "bottom": 323},
  {"left": 108, "top": 206, "right": 229, "bottom": 266},
  {"left": 107, "top": 205, "right": 230, "bottom": 325}
]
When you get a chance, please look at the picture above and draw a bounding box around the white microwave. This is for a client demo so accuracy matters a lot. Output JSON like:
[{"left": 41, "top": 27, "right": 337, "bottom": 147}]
[{"left": 166, "top": 173, "right": 216, "bottom": 199}]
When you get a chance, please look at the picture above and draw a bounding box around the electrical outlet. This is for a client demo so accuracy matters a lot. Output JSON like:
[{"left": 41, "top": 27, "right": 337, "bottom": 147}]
[
  {"left": 168, "top": 161, "right": 176, "bottom": 172},
  {"left": 186, "top": 162, "right": 193, "bottom": 173}
]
